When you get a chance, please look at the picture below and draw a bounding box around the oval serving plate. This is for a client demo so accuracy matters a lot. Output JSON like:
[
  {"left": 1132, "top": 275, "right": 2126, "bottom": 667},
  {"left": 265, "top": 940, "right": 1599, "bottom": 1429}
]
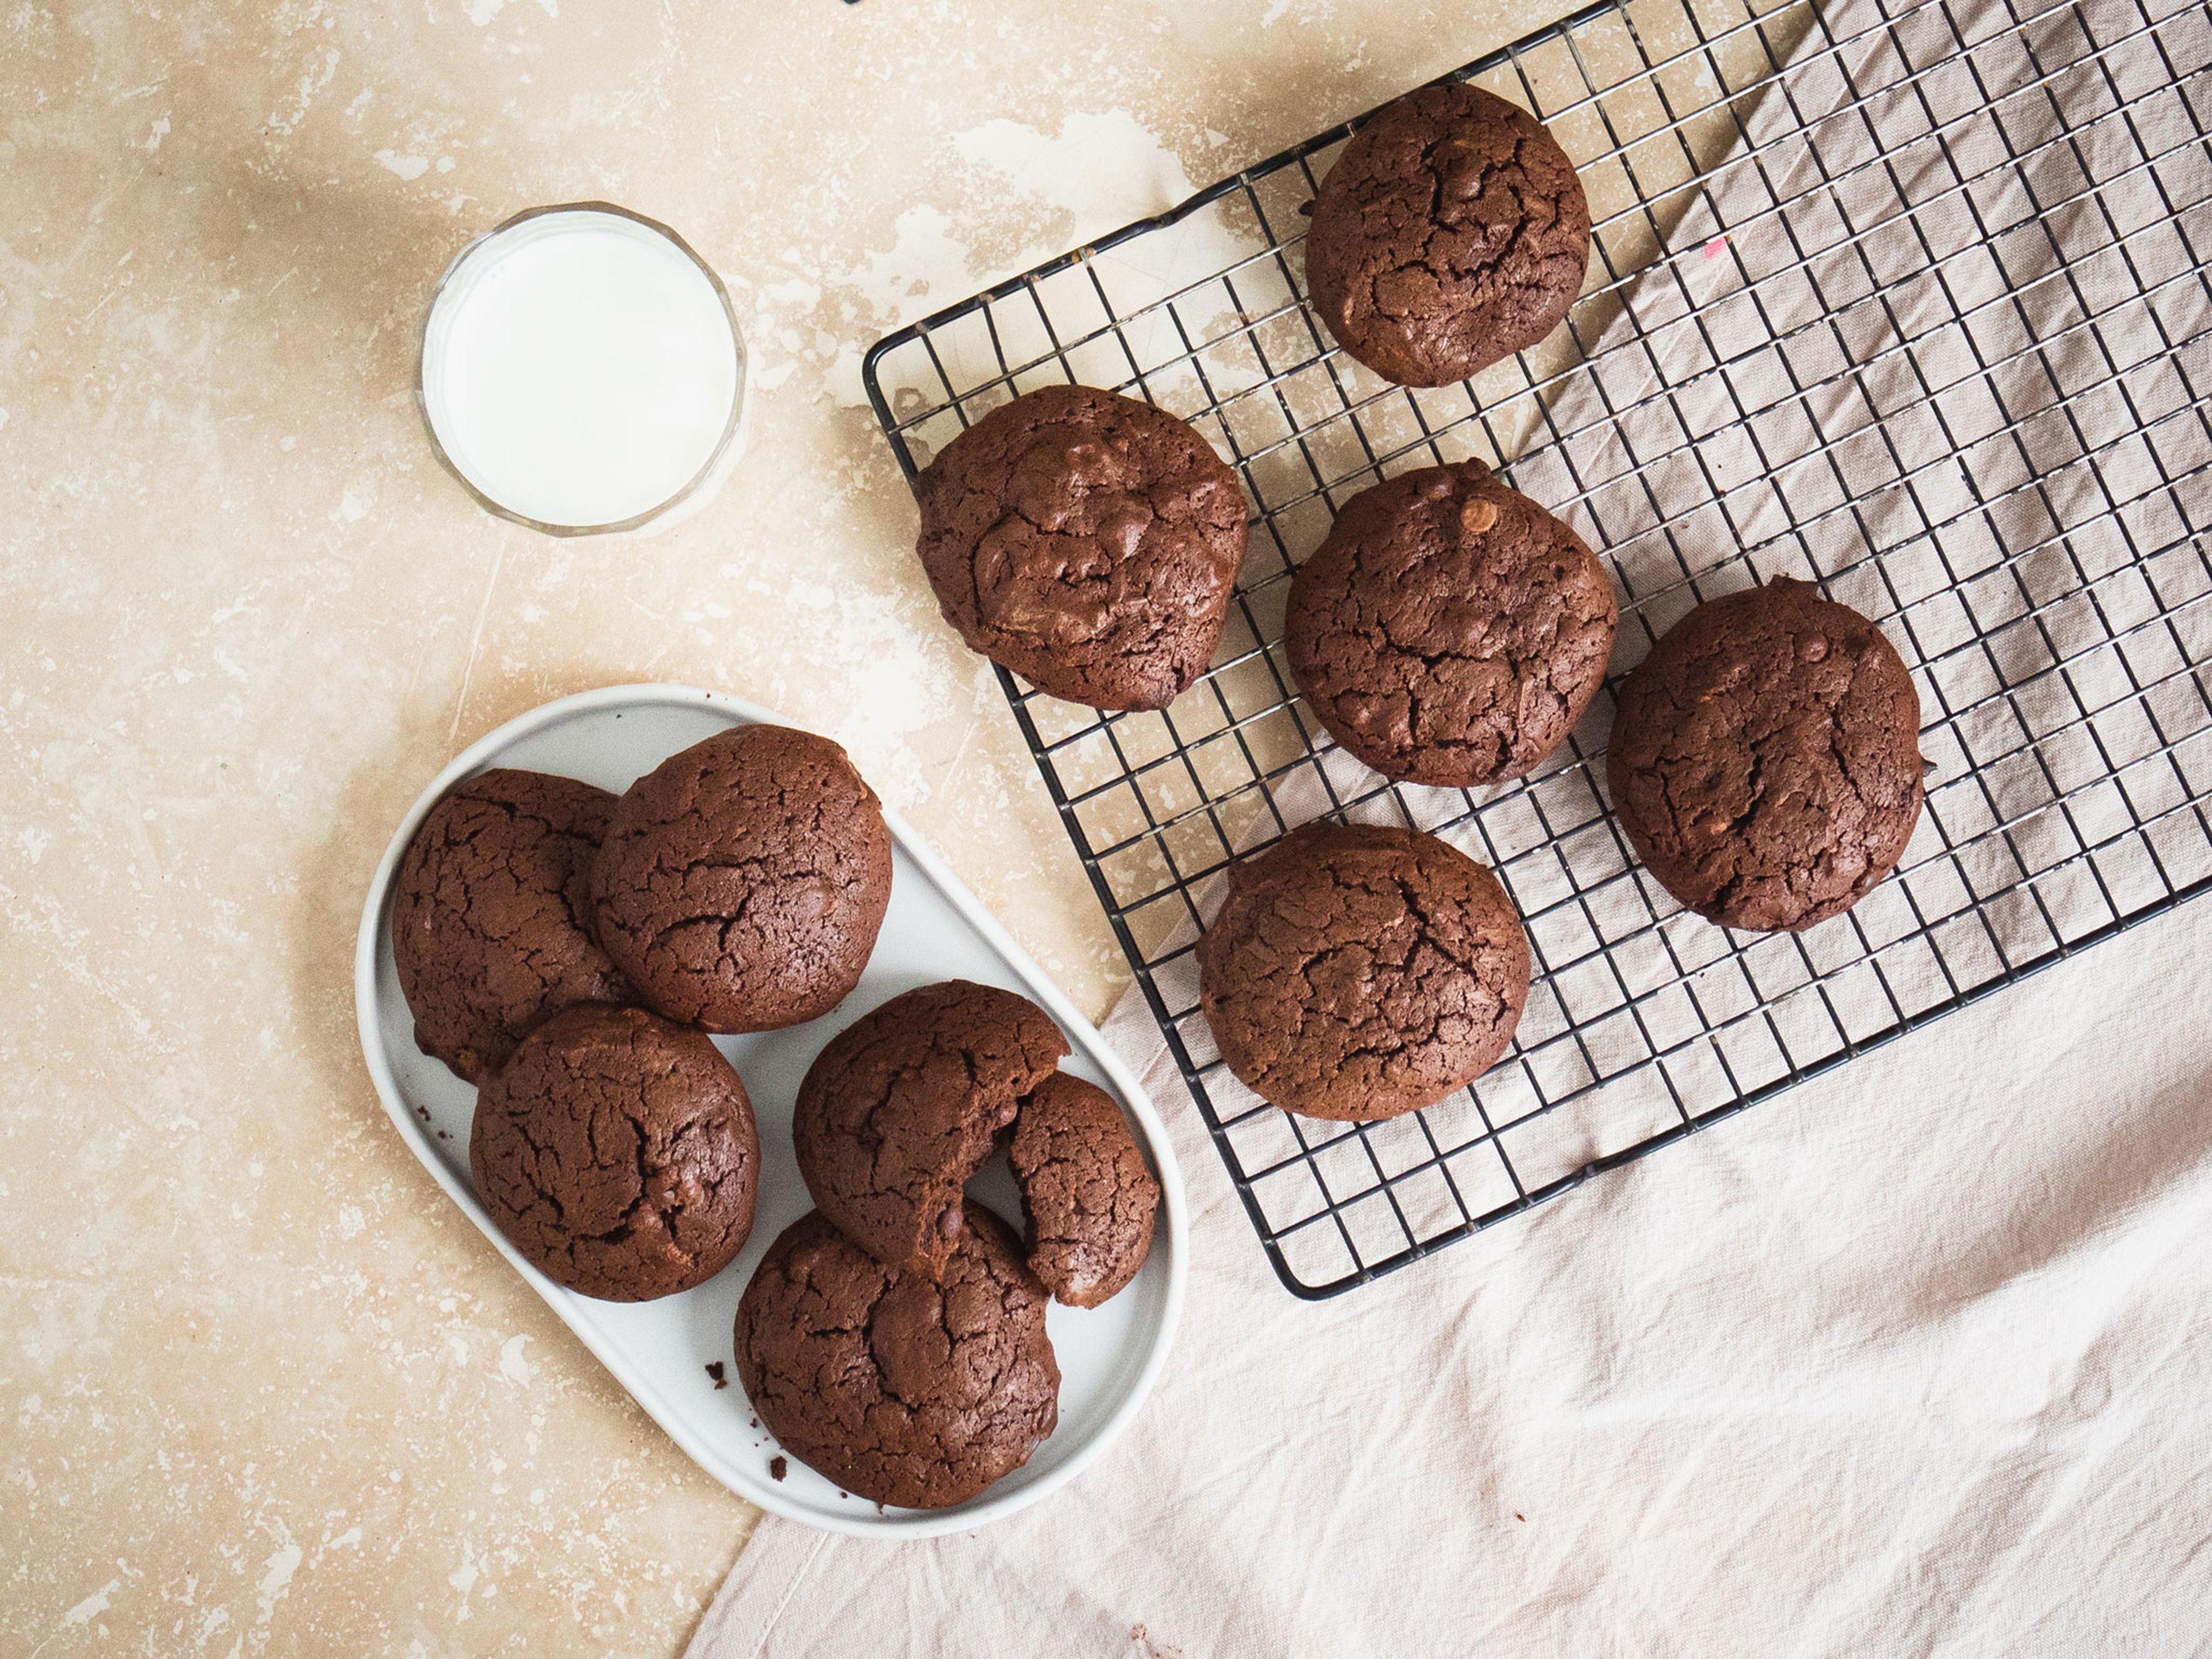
[{"left": 354, "top": 684, "right": 1186, "bottom": 1539}]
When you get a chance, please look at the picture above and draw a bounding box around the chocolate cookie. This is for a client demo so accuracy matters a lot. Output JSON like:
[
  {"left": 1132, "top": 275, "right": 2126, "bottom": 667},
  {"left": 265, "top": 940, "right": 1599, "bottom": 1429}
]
[
  {"left": 793, "top": 980, "right": 1069, "bottom": 1278},
  {"left": 1305, "top": 84, "right": 1590, "bottom": 387},
  {"left": 1008, "top": 1072, "right": 1160, "bottom": 1308},
  {"left": 1197, "top": 820, "right": 1531, "bottom": 1120},
  {"left": 591, "top": 725, "right": 893, "bottom": 1033},
  {"left": 912, "top": 383, "right": 1249, "bottom": 711},
  {"left": 1607, "top": 577, "right": 1924, "bottom": 932},
  {"left": 393, "top": 768, "right": 632, "bottom": 1083},
  {"left": 733, "top": 1205, "right": 1059, "bottom": 1510},
  {"left": 469, "top": 1003, "right": 760, "bottom": 1301},
  {"left": 1286, "top": 459, "right": 1618, "bottom": 787}
]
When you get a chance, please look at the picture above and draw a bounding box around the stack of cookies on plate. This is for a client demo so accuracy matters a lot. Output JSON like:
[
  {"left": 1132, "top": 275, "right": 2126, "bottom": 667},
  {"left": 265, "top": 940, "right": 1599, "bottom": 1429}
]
[
  {"left": 743, "top": 979, "right": 1159, "bottom": 1508},
  {"left": 393, "top": 725, "right": 892, "bottom": 1304},
  {"left": 908, "top": 83, "right": 1925, "bottom": 1127},
  {"left": 391, "top": 725, "right": 1161, "bottom": 1509}
]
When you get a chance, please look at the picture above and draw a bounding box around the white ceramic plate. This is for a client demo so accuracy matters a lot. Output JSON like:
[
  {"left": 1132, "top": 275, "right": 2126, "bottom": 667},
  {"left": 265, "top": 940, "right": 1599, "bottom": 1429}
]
[{"left": 354, "top": 684, "right": 1186, "bottom": 1539}]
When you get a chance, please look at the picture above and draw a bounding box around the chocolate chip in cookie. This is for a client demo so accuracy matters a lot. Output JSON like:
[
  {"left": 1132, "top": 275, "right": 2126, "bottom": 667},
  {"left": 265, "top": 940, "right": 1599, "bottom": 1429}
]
[
  {"left": 1286, "top": 459, "right": 1618, "bottom": 787},
  {"left": 793, "top": 980, "right": 1069, "bottom": 1278},
  {"left": 1198, "top": 820, "right": 1531, "bottom": 1120},
  {"left": 1305, "top": 84, "right": 1590, "bottom": 387},
  {"left": 914, "top": 383, "right": 1249, "bottom": 711},
  {"left": 393, "top": 768, "right": 634, "bottom": 1084},
  {"left": 1606, "top": 576, "right": 1924, "bottom": 932},
  {"left": 1008, "top": 1071, "right": 1160, "bottom": 1308},
  {"left": 733, "top": 1205, "right": 1059, "bottom": 1510},
  {"left": 591, "top": 724, "right": 893, "bottom": 1033},
  {"left": 469, "top": 1003, "right": 760, "bottom": 1301}
]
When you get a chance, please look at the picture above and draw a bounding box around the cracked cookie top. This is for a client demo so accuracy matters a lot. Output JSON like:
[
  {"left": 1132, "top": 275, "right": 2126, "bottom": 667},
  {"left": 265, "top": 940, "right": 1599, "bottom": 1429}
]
[
  {"left": 1305, "top": 84, "right": 1590, "bottom": 387},
  {"left": 393, "top": 768, "right": 634, "bottom": 1083},
  {"left": 590, "top": 724, "right": 893, "bottom": 1033},
  {"left": 793, "top": 980, "right": 1070, "bottom": 1278},
  {"left": 1286, "top": 459, "right": 1618, "bottom": 787},
  {"left": 733, "top": 1205, "right": 1059, "bottom": 1510},
  {"left": 469, "top": 1003, "right": 760, "bottom": 1301},
  {"left": 912, "top": 383, "right": 1249, "bottom": 711},
  {"left": 1197, "top": 820, "right": 1531, "bottom": 1121},
  {"left": 1008, "top": 1071, "right": 1160, "bottom": 1309},
  {"left": 1607, "top": 577, "right": 1924, "bottom": 933}
]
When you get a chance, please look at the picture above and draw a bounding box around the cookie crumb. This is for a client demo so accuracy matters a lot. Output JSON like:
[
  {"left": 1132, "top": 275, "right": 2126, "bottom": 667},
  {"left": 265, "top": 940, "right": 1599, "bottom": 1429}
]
[
  {"left": 1010, "top": 1071, "right": 1160, "bottom": 1307},
  {"left": 704, "top": 1361, "right": 727, "bottom": 1388},
  {"left": 770, "top": 1456, "right": 788, "bottom": 1482},
  {"left": 1515, "top": 1512, "right": 1526, "bottom": 1522}
]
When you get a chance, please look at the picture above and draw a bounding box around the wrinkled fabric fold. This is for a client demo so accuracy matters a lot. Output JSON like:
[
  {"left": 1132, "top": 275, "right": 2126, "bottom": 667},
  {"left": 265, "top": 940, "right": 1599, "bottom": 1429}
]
[{"left": 687, "top": 893, "right": 2212, "bottom": 1657}]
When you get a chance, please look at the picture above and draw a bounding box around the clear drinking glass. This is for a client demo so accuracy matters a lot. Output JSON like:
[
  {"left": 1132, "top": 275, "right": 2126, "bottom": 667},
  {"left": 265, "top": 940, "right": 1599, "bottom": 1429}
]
[{"left": 416, "top": 202, "right": 747, "bottom": 536}]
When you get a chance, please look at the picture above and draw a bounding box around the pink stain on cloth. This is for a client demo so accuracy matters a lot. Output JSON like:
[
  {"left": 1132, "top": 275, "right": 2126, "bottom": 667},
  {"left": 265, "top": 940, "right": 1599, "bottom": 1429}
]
[{"left": 684, "top": 895, "right": 2212, "bottom": 1657}]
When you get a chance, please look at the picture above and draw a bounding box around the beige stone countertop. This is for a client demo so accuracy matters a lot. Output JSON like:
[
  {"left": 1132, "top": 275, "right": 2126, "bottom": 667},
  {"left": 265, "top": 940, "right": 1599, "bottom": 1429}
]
[{"left": 0, "top": 0, "right": 1580, "bottom": 1652}]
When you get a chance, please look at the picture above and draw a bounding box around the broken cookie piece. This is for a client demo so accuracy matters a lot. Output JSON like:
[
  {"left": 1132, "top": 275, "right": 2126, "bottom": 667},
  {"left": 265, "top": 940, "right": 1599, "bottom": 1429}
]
[
  {"left": 791, "top": 980, "right": 1069, "bottom": 1277},
  {"left": 1009, "top": 1071, "right": 1160, "bottom": 1308}
]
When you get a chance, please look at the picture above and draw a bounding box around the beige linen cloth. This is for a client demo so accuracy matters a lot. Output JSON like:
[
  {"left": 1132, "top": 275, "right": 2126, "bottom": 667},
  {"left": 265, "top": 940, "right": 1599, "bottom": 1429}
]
[
  {"left": 690, "top": 912, "right": 2212, "bottom": 1656},
  {"left": 691, "top": 0, "right": 2212, "bottom": 1649}
]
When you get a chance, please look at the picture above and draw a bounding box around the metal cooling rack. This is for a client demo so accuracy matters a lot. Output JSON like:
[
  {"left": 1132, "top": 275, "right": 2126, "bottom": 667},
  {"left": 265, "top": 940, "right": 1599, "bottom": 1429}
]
[{"left": 863, "top": 0, "right": 2212, "bottom": 1297}]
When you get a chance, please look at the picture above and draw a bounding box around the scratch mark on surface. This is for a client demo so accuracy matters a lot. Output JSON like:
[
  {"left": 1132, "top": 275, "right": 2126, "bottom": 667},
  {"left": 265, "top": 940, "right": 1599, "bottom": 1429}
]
[{"left": 448, "top": 542, "right": 507, "bottom": 744}]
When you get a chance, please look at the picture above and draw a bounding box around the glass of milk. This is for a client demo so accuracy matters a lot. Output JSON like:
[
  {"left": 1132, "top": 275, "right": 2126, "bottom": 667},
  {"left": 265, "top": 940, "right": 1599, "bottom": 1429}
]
[{"left": 416, "top": 203, "right": 746, "bottom": 535}]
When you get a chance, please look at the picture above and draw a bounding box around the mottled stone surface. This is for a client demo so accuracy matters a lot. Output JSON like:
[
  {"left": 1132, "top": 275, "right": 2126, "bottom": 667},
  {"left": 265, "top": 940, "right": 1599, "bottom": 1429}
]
[{"left": 0, "top": 1, "right": 1581, "bottom": 1652}]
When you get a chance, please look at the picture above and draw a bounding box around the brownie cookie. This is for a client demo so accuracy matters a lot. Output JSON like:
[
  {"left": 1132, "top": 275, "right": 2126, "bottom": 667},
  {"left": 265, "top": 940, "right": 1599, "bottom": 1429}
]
[
  {"left": 733, "top": 1205, "right": 1059, "bottom": 1510},
  {"left": 1008, "top": 1072, "right": 1160, "bottom": 1309},
  {"left": 1607, "top": 577, "right": 1924, "bottom": 932},
  {"left": 1305, "top": 84, "right": 1590, "bottom": 387},
  {"left": 1286, "top": 459, "right": 1618, "bottom": 787},
  {"left": 1197, "top": 820, "right": 1531, "bottom": 1120},
  {"left": 393, "top": 768, "right": 632, "bottom": 1083},
  {"left": 469, "top": 1003, "right": 760, "bottom": 1301},
  {"left": 592, "top": 725, "right": 893, "bottom": 1033},
  {"left": 912, "top": 383, "right": 1249, "bottom": 711},
  {"left": 794, "top": 980, "right": 1069, "bottom": 1278}
]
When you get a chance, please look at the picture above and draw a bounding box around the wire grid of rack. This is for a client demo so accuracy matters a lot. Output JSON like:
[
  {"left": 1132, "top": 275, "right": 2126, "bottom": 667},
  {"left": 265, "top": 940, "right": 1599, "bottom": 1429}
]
[{"left": 863, "top": 0, "right": 2212, "bottom": 1297}]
